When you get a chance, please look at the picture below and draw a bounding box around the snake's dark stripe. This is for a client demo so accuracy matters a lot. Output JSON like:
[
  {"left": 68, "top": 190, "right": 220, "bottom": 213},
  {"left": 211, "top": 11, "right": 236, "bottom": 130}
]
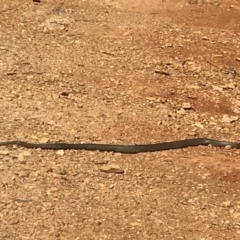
[{"left": 0, "top": 138, "right": 239, "bottom": 153}]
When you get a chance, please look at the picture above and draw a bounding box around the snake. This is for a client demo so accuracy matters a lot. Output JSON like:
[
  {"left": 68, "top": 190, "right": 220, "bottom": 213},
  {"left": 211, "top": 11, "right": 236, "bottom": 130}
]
[{"left": 0, "top": 138, "right": 239, "bottom": 154}]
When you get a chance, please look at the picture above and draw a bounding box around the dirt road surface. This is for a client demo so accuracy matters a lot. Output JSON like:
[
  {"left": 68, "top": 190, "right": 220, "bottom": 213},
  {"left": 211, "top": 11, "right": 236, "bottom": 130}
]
[{"left": 0, "top": 0, "right": 240, "bottom": 239}]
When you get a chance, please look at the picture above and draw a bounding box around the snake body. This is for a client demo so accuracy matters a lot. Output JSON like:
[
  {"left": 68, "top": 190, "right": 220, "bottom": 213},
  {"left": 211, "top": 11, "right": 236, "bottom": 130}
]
[{"left": 0, "top": 138, "right": 239, "bottom": 153}]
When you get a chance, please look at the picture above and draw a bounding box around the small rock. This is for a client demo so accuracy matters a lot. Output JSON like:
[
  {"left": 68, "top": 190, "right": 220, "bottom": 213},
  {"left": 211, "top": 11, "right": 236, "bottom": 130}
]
[
  {"left": 160, "top": 98, "right": 167, "bottom": 103},
  {"left": 222, "top": 115, "right": 238, "bottom": 123},
  {"left": 213, "top": 86, "right": 223, "bottom": 91},
  {"left": 188, "top": 131, "right": 198, "bottom": 136},
  {"left": 13, "top": 198, "right": 28, "bottom": 203},
  {"left": 154, "top": 69, "right": 170, "bottom": 75},
  {"left": 222, "top": 200, "right": 232, "bottom": 207},
  {"left": 94, "top": 159, "right": 108, "bottom": 165},
  {"left": 17, "top": 154, "right": 25, "bottom": 163},
  {"left": 42, "top": 201, "right": 53, "bottom": 210},
  {"left": 60, "top": 91, "right": 69, "bottom": 97},
  {"left": 164, "top": 43, "right": 173, "bottom": 48},
  {"left": 21, "top": 150, "right": 31, "bottom": 157},
  {"left": 47, "top": 187, "right": 59, "bottom": 195},
  {"left": 39, "top": 137, "right": 49, "bottom": 143},
  {"left": 182, "top": 102, "right": 192, "bottom": 110},
  {"left": 0, "top": 150, "right": 9, "bottom": 155},
  {"left": 177, "top": 109, "right": 186, "bottom": 115},
  {"left": 225, "top": 145, "right": 232, "bottom": 149},
  {"left": 187, "top": 95, "right": 197, "bottom": 100},
  {"left": 8, "top": 216, "right": 19, "bottom": 225},
  {"left": 47, "top": 120, "right": 55, "bottom": 125},
  {"left": 146, "top": 97, "right": 157, "bottom": 101},
  {"left": 213, "top": 54, "right": 223, "bottom": 58},
  {"left": 100, "top": 164, "right": 124, "bottom": 174},
  {"left": 234, "top": 99, "right": 240, "bottom": 107},
  {"left": 56, "top": 150, "right": 64, "bottom": 156},
  {"left": 221, "top": 83, "right": 236, "bottom": 89},
  {"left": 41, "top": 16, "right": 72, "bottom": 32}
]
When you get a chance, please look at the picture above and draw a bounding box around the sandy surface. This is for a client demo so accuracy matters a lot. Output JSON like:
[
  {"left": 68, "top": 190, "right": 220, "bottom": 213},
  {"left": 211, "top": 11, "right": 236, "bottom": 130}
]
[{"left": 0, "top": 0, "right": 240, "bottom": 239}]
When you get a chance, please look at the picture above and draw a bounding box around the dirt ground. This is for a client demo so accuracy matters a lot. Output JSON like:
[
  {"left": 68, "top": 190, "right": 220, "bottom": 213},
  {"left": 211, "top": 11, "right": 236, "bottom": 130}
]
[{"left": 0, "top": 0, "right": 240, "bottom": 239}]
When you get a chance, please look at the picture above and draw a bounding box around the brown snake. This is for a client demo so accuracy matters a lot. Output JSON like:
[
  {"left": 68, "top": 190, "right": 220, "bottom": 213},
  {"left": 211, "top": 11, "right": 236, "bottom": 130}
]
[{"left": 0, "top": 138, "right": 239, "bottom": 154}]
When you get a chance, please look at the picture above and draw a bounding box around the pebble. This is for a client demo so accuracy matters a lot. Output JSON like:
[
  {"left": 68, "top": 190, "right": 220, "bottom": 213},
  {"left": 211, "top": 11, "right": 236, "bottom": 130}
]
[
  {"left": 182, "top": 102, "right": 192, "bottom": 110},
  {"left": 234, "top": 99, "right": 240, "bottom": 107},
  {"left": 56, "top": 150, "right": 65, "bottom": 156},
  {"left": 154, "top": 69, "right": 170, "bottom": 75},
  {"left": 100, "top": 164, "right": 124, "bottom": 174},
  {"left": 8, "top": 215, "right": 19, "bottom": 225},
  {"left": 94, "top": 159, "right": 108, "bottom": 165},
  {"left": 177, "top": 109, "right": 186, "bottom": 115},
  {"left": 39, "top": 137, "right": 49, "bottom": 143},
  {"left": 0, "top": 150, "right": 9, "bottom": 155},
  {"left": 222, "top": 200, "right": 232, "bottom": 207},
  {"left": 21, "top": 150, "right": 31, "bottom": 157},
  {"left": 221, "top": 115, "right": 238, "bottom": 123}
]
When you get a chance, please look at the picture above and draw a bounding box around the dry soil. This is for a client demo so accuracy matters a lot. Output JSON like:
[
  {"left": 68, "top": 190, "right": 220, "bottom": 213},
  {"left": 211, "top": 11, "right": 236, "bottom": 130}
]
[{"left": 0, "top": 0, "right": 240, "bottom": 239}]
